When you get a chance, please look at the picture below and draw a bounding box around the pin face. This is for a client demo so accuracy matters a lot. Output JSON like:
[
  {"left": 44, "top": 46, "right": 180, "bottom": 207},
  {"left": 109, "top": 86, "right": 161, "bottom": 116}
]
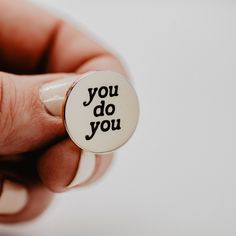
[{"left": 64, "top": 71, "right": 139, "bottom": 154}]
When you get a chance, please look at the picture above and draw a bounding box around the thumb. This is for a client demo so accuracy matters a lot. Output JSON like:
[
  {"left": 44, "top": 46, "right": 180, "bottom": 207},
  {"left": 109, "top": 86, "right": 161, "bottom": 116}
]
[{"left": 0, "top": 72, "right": 71, "bottom": 155}]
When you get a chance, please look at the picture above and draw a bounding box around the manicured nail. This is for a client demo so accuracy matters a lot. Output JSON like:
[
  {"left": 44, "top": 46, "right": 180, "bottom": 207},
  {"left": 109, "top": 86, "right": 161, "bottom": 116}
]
[
  {"left": 39, "top": 76, "right": 79, "bottom": 117},
  {"left": 0, "top": 180, "right": 28, "bottom": 215},
  {"left": 67, "top": 151, "right": 96, "bottom": 188}
]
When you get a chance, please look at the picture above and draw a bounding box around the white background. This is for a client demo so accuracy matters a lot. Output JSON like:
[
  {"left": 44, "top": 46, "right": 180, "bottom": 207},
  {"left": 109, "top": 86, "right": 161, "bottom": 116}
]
[{"left": 2, "top": 0, "right": 236, "bottom": 235}]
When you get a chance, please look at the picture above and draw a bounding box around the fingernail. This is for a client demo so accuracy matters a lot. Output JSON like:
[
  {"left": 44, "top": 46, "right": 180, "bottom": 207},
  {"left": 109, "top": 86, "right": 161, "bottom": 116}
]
[
  {"left": 39, "top": 76, "right": 79, "bottom": 117},
  {"left": 0, "top": 180, "right": 28, "bottom": 215},
  {"left": 67, "top": 151, "right": 96, "bottom": 188}
]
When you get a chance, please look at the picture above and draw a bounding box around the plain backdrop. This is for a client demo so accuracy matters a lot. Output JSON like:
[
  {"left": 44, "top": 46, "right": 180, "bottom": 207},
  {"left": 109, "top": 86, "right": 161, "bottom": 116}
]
[{"left": 1, "top": 0, "right": 236, "bottom": 235}]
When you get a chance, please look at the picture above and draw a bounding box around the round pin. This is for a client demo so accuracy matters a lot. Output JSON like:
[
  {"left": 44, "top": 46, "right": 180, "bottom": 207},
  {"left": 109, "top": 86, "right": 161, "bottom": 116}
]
[{"left": 64, "top": 71, "right": 139, "bottom": 154}]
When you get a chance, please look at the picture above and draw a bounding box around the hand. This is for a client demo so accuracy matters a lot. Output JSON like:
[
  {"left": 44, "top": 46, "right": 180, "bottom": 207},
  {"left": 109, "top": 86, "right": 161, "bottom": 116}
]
[{"left": 0, "top": 0, "right": 126, "bottom": 223}]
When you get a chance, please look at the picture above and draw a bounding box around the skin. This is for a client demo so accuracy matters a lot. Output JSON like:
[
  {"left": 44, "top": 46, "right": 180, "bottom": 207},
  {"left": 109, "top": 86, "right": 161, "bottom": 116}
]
[{"left": 0, "top": 0, "right": 126, "bottom": 223}]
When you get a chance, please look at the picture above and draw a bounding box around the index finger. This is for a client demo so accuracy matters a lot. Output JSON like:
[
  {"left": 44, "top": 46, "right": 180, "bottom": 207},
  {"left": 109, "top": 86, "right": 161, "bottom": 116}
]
[{"left": 0, "top": 0, "right": 125, "bottom": 75}]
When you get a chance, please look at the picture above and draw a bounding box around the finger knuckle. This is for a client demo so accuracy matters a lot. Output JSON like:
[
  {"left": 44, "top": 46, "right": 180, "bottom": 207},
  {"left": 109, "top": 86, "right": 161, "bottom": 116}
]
[{"left": 0, "top": 73, "right": 17, "bottom": 142}]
